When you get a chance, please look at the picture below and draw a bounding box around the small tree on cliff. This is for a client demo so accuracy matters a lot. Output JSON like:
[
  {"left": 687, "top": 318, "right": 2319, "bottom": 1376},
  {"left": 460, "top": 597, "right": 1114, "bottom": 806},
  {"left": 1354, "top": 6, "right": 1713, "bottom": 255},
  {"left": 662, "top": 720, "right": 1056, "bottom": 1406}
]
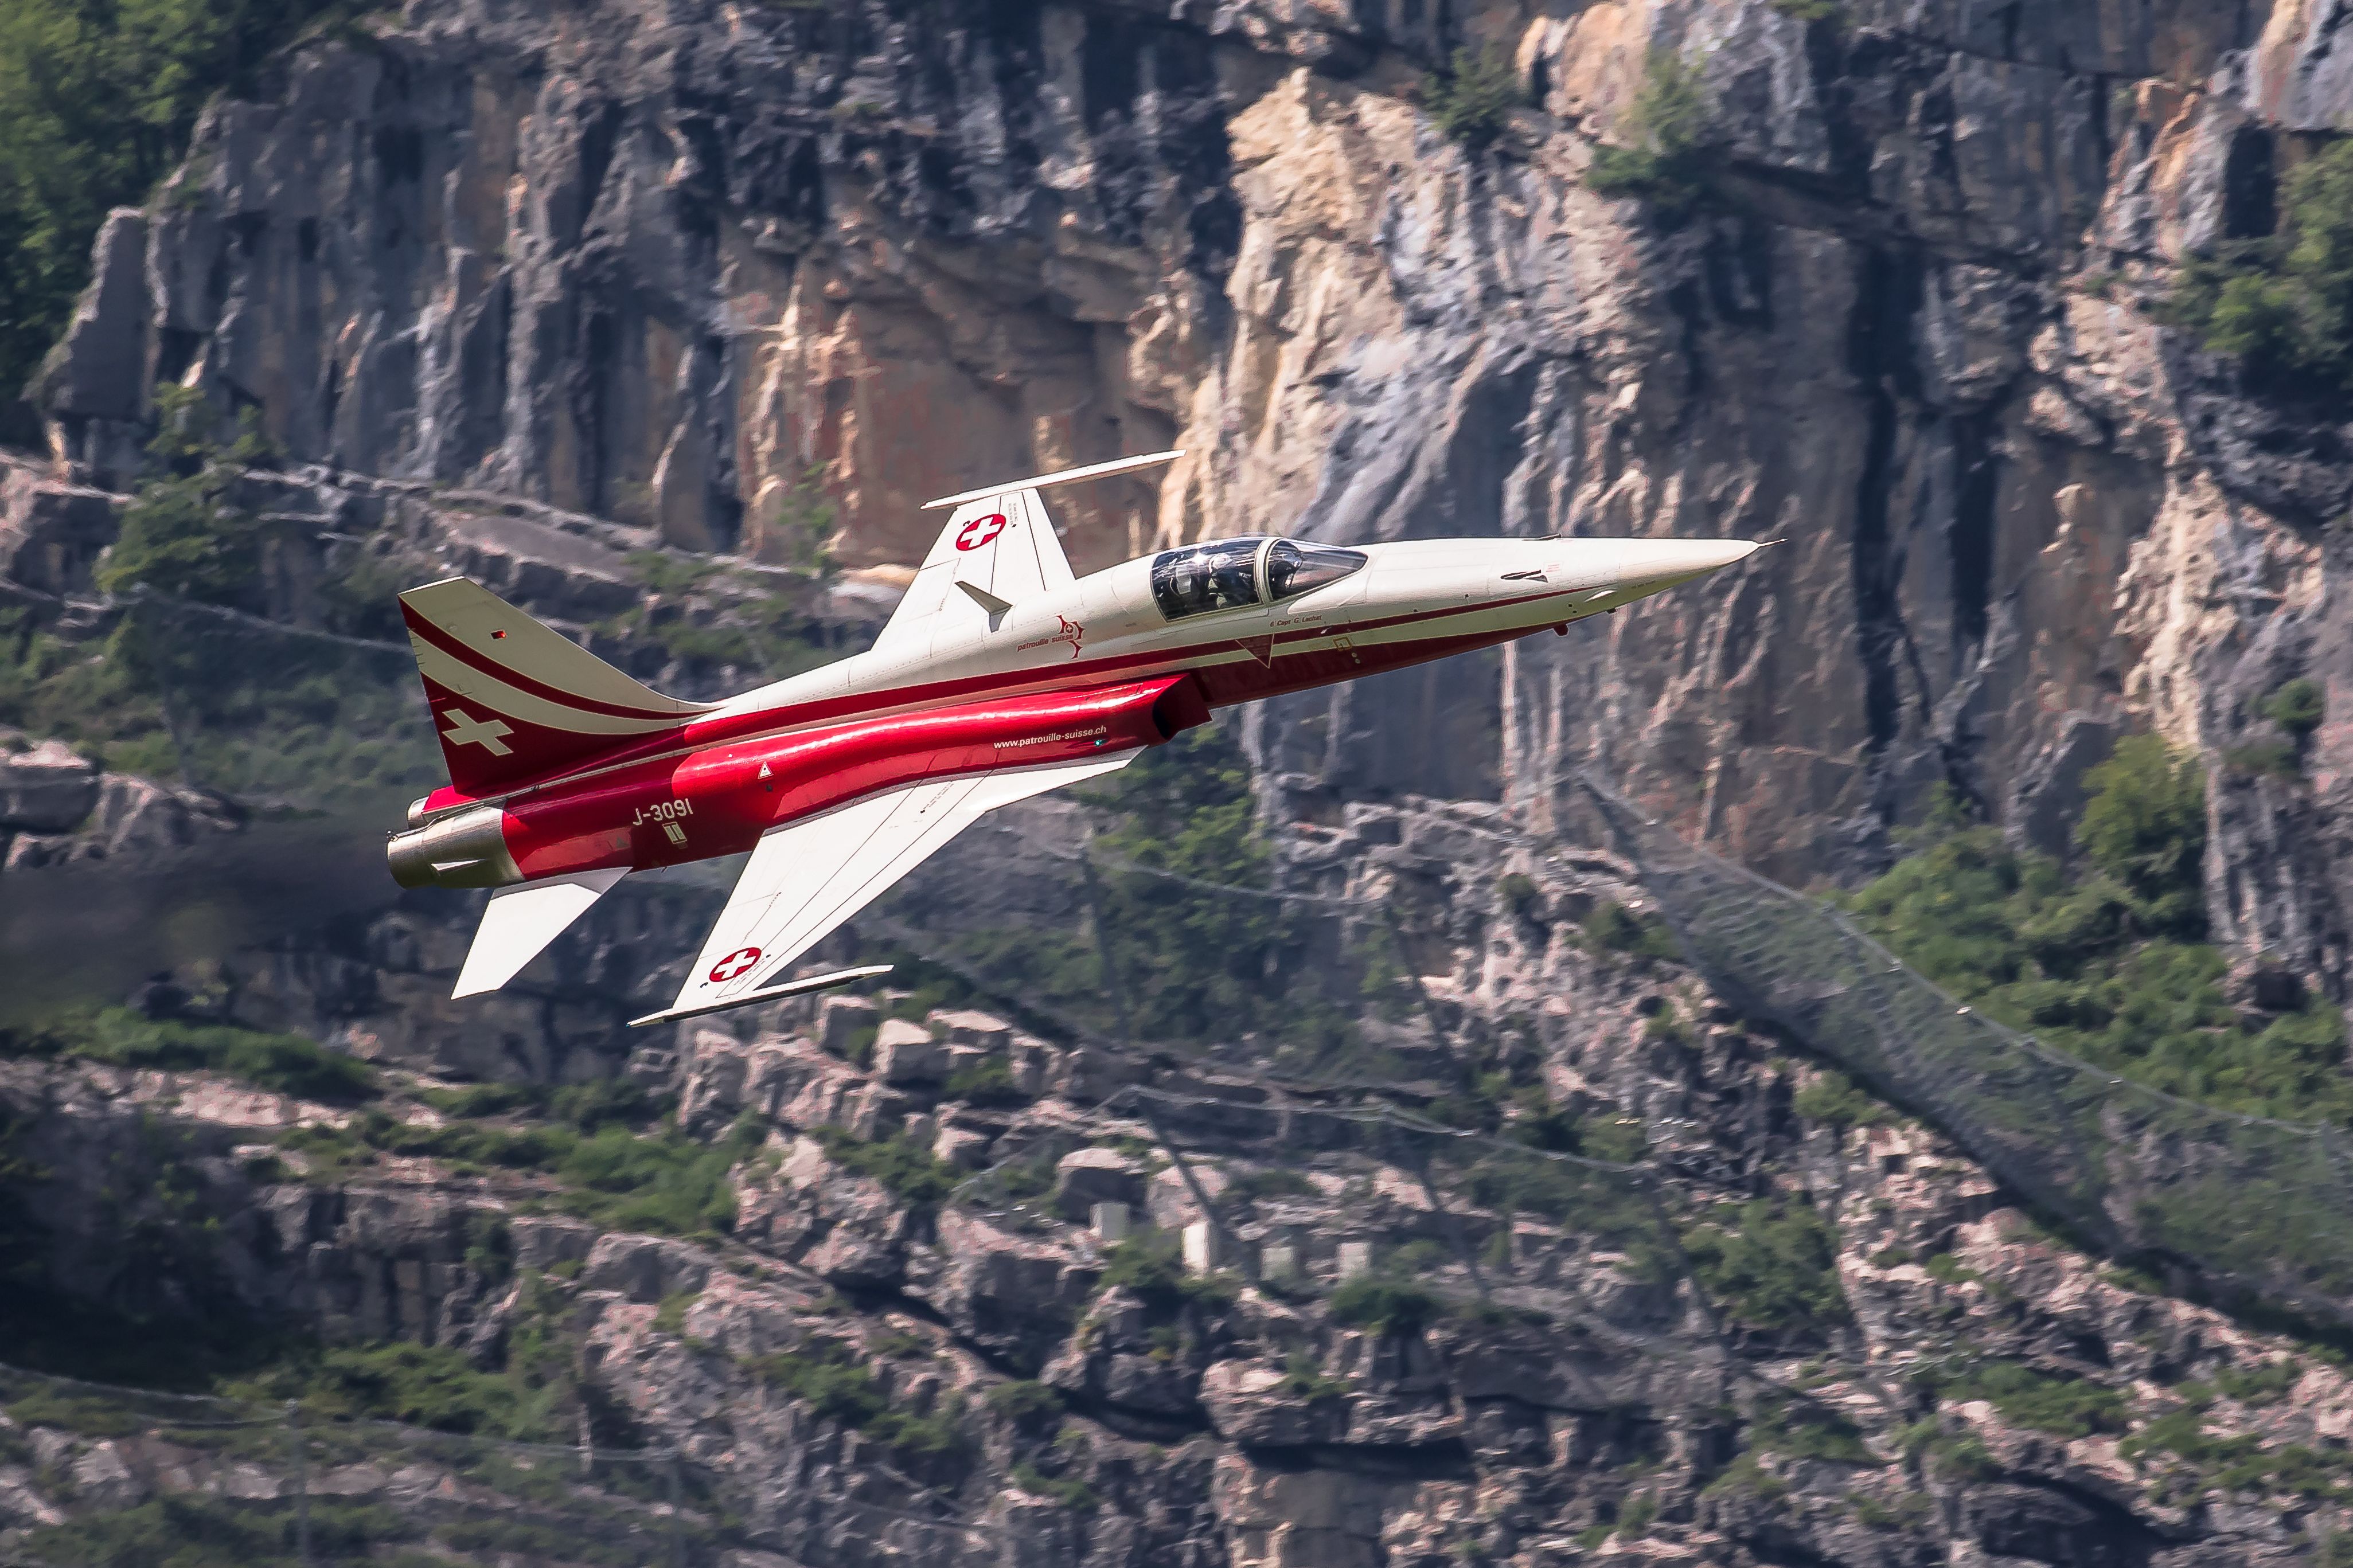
[
  {"left": 2164, "top": 139, "right": 2353, "bottom": 394},
  {"left": 1422, "top": 44, "right": 1525, "bottom": 152},
  {"left": 1586, "top": 50, "right": 1718, "bottom": 219},
  {"left": 95, "top": 382, "right": 278, "bottom": 777},
  {"left": 99, "top": 384, "right": 275, "bottom": 611}
]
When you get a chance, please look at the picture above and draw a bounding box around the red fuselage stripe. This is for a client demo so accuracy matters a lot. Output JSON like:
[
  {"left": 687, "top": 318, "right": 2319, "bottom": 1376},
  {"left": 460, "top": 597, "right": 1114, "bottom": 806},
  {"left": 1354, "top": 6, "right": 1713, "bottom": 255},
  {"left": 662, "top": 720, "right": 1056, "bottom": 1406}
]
[{"left": 421, "top": 586, "right": 1577, "bottom": 813}]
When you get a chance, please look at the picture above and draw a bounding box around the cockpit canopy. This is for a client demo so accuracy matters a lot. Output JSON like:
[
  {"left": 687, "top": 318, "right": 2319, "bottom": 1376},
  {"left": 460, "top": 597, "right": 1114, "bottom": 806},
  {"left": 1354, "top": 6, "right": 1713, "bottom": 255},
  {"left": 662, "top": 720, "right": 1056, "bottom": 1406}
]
[{"left": 1150, "top": 537, "right": 1368, "bottom": 621}]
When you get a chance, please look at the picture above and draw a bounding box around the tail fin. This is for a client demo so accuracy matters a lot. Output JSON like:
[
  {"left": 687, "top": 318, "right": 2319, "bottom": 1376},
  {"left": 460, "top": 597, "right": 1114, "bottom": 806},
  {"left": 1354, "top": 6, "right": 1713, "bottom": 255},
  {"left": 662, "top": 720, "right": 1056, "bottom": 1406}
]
[{"left": 399, "top": 578, "right": 713, "bottom": 797}]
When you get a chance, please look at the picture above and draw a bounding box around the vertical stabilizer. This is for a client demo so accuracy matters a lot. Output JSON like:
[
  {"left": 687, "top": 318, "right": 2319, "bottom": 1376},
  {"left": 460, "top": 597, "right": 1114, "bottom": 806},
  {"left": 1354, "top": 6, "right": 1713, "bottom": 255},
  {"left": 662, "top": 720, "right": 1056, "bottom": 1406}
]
[{"left": 400, "top": 578, "right": 715, "bottom": 797}]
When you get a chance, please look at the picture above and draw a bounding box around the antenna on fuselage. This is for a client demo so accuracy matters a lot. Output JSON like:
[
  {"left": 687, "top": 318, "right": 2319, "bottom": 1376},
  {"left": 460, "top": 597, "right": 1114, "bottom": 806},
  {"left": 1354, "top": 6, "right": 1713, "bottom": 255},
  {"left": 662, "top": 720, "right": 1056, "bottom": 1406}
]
[{"left": 919, "top": 448, "right": 1184, "bottom": 511}]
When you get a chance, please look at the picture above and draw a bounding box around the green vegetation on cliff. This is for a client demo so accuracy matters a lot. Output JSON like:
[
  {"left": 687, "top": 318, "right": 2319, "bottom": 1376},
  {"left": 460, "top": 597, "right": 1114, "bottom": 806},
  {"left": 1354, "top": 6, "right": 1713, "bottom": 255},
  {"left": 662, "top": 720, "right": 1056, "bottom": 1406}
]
[
  {"left": 1421, "top": 44, "right": 1524, "bottom": 151},
  {"left": 0, "top": 386, "right": 436, "bottom": 799},
  {"left": 1681, "top": 1197, "right": 1851, "bottom": 1335},
  {"left": 7, "top": 1005, "right": 377, "bottom": 1104},
  {"left": 0, "top": 0, "right": 344, "bottom": 412},
  {"left": 1846, "top": 737, "right": 2353, "bottom": 1124},
  {"left": 281, "top": 1107, "right": 764, "bottom": 1241},
  {"left": 1586, "top": 51, "right": 1716, "bottom": 217},
  {"left": 2165, "top": 140, "right": 2353, "bottom": 394}
]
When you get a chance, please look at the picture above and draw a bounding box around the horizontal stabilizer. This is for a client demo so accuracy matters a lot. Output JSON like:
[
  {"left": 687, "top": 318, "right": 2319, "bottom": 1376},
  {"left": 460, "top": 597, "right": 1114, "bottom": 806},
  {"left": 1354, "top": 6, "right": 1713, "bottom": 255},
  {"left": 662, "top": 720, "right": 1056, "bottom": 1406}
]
[
  {"left": 453, "top": 868, "right": 626, "bottom": 998},
  {"left": 920, "top": 449, "right": 1183, "bottom": 511},
  {"left": 627, "top": 964, "right": 894, "bottom": 1029}
]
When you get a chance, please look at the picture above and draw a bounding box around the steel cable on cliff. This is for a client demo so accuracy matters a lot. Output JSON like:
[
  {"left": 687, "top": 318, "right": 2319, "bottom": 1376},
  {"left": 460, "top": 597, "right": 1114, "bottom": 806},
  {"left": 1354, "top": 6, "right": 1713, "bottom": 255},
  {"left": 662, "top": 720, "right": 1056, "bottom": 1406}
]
[{"left": 1571, "top": 771, "right": 2353, "bottom": 1329}]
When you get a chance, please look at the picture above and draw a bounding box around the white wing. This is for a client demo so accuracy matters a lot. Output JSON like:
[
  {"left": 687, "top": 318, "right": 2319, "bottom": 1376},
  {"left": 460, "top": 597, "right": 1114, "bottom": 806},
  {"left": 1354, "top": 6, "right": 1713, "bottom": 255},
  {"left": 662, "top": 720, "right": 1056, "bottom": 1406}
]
[
  {"left": 871, "top": 487, "right": 1075, "bottom": 659},
  {"left": 669, "top": 752, "right": 1135, "bottom": 1014}
]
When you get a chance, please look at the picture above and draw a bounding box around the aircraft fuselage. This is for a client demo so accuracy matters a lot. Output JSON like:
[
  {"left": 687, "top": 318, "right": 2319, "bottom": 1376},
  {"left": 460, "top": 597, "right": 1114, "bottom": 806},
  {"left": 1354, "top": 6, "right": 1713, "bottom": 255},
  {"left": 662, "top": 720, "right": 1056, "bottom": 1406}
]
[{"left": 388, "top": 533, "right": 1754, "bottom": 893}]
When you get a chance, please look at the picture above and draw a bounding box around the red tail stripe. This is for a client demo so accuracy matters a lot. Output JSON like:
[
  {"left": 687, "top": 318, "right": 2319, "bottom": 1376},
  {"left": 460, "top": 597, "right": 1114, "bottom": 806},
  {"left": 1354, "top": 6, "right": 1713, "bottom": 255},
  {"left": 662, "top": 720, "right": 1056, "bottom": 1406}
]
[{"left": 401, "top": 604, "right": 706, "bottom": 724}]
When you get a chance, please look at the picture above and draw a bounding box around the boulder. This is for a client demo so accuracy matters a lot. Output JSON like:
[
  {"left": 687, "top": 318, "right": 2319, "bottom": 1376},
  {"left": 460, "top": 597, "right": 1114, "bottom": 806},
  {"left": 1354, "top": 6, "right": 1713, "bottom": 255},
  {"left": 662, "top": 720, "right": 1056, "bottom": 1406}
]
[
  {"left": 815, "top": 994, "right": 879, "bottom": 1057},
  {"left": 1102, "top": 1354, "right": 1204, "bottom": 1418},
  {"left": 81, "top": 775, "right": 240, "bottom": 858},
  {"left": 741, "top": 1037, "right": 834, "bottom": 1117},
  {"left": 907, "top": 1210, "right": 1094, "bottom": 1374},
  {"left": 931, "top": 1008, "right": 1012, "bottom": 1050},
  {"left": 774, "top": 1057, "right": 869, "bottom": 1132},
  {"left": 580, "top": 1234, "right": 712, "bottom": 1304},
  {"left": 1053, "top": 1046, "right": 1138, "bottom": 1104},
  {"left": 509, "top": 1216, "right": 596, "bottom": 1274},
  {"left": 1054, "top": 1147, "right": 1148, "bottom": 1219},
  {"left": 745, "top": 1135, "right": 914, "bottom": 1289},
  {"left": 935, "top": 1124, "right": 994, "bottom": 1170},
  {"left": 67, "top": 1441, "right": 147, "bottom": 1511},
  {"left": 35, "top": 210, "right": 150, "bottom": 424},
  {"left": 1201, "top": 1359, "right": 1346, "bottom": 1448},
  {"left": 677, "top": 1028, "right": 750, "bottom": 1132},
  {"left": 1149, "top": 1163, "right": 1230, "bottom": 1230},
  {"left": 872, "top": 1017, "right": 946, "bottom": 1084},
  {"left": 0, "top": 740, "right": 97, "bottom": 833}
]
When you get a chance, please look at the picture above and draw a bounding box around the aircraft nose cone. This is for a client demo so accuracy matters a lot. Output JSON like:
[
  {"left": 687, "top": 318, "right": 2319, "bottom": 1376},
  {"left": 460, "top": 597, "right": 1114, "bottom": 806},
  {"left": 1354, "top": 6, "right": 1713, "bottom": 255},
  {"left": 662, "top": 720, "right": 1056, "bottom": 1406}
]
[
  {"left": 1590, "top": 537, "right": 1764, "bottom": 595},
  {"left": 1631, "top": 538, "right": 1761, "bottom": 577}
]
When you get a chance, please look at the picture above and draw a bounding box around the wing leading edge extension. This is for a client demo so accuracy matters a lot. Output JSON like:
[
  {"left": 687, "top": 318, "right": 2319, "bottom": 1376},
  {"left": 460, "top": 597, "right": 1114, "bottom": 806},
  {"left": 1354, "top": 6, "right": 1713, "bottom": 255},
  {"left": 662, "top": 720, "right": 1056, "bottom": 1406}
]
[{"left": 649, "top": 751, "right": 1137, "bottom": 1025}]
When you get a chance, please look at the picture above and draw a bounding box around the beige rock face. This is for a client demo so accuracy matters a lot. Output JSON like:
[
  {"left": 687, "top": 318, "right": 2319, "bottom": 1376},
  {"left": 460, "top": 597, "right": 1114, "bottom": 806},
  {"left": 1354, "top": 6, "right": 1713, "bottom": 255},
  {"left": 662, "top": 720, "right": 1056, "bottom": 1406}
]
[{"left": 21, "top": 0, "right": 2353, "bottom": 929}]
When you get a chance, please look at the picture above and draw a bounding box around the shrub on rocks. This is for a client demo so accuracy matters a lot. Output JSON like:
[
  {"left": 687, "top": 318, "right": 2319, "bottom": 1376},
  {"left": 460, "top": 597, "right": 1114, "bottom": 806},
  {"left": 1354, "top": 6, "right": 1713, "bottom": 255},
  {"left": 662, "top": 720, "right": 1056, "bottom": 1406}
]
[
  {"left": 1421, "top": 44, "right": 1523, "bottom": 151},
  {"left": 2165, "top": 140, "right": 2353, "bottom": 396},
  {"left": 1328, "top": 1274, "right": 1445, "bottom": 1336},
  {"left": 1586, "top": 51, "right": 1716, "bottom": 218}
]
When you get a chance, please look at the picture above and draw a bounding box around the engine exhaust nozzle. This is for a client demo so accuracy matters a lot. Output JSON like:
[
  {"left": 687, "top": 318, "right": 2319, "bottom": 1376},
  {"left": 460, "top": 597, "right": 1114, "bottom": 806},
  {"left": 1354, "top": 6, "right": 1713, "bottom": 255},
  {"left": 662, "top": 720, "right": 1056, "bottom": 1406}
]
[{"left": 387, "top": 804, "right": 523, "bottom": 890}]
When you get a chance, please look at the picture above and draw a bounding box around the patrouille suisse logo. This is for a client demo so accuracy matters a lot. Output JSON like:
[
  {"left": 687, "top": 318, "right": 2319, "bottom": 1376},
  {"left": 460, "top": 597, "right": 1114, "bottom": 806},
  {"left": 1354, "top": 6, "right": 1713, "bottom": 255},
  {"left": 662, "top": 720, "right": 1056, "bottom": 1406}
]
[{"left": 1019, "top": 615, "right": 1084, "bottom": 659}]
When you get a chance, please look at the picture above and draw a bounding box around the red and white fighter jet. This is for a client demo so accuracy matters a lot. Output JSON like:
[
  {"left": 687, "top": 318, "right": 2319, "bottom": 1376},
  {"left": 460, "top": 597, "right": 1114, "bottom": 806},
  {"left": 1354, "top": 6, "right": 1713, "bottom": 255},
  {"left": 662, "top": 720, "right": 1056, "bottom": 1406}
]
[{"left": 385, "top": 451, "right": 1758, "bottom": 1025}]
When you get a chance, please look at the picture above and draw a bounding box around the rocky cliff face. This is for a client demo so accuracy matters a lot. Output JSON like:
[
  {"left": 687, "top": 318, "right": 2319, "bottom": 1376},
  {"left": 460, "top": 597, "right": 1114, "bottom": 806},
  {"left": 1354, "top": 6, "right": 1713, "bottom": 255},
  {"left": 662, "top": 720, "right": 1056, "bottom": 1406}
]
[
  {"left": 13, "top": 0, "right": 2353, "bottom": 1563},
  {"left": 29, "top": 0, "right": 2353, "bottom": 901},
  {"left": 10, "top": 826, "right": 2353, "bottom": 1565}
]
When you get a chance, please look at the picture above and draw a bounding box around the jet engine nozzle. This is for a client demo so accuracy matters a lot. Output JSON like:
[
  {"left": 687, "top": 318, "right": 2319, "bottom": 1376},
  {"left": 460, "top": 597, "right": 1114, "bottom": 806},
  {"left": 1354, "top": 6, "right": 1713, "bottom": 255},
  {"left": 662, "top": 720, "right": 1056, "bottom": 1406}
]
[{"left": 387, "top": 805, "right": 522, "bottom": 890}]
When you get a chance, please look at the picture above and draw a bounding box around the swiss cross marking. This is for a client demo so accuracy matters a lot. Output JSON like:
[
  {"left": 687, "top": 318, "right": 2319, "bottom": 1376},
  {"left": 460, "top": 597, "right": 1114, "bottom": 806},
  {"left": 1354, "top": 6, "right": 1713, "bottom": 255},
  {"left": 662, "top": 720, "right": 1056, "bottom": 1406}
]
[
  {"left": 440, "top": 707, "right": 514, "bottom": 757},
  {"left": 708, "top": 947, "right": 763, "bottom": 984},
  {"left": 955, "top": 513, "right": 1009, "bottom": 552}
]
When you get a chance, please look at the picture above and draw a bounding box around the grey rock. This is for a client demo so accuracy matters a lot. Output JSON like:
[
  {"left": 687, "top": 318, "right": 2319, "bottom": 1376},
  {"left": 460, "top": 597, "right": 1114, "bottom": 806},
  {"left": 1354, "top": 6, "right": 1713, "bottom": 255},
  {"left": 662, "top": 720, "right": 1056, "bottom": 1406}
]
[
  {"left": 510, "top": 1217, "right": 596, "bottom": 1274},
  {"left": 0, "top": 740, "right": 97, "bottom": 833},
  {"left": 2005, "top": 713, "right": 2119, "bottom": 861},
  {"left": 0, "top": 459, "right": 122, "bottom": 600},
  {"left": 1053, "top": 1046, "right": 1138, "bottom": 1105},
  {"left": 871, "top": 1018, "right": 945, "bottom": 1085},
  {"left": 1054, "top": 1148, "right": 1148, "bottom": 1221},
  {"left": 934, "top": 1124, "right": 994, "bottom": 1170},
  {"left": 1201, "top": 1358, "right": 1345, "bottom": 1448},
  {"left": 580, "top": 1235, "right": 712, "bottom": 1305},
  {"left": 930, "top": 1008, "right": 1012, "bottom": 1050},
  {"left": 909, "top": 1210, "right": 1092, "bottom": 1375},
  {"left": 33, "top": 209, "right": 150, "bottom": 482},
  {"left": 67, "top": 1441, "right": 146, "bottom": 1511},
  {"left": 815, "top": 995, "right": 878, "bottom": 1058}
]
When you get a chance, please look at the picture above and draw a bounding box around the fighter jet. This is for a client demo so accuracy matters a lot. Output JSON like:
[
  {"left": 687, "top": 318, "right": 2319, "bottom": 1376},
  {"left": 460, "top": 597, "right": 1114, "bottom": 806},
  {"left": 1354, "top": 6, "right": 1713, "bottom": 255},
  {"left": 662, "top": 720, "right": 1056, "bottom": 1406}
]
[{"left": 385, "top": 451, "right": 1759, "bottom": 1025}]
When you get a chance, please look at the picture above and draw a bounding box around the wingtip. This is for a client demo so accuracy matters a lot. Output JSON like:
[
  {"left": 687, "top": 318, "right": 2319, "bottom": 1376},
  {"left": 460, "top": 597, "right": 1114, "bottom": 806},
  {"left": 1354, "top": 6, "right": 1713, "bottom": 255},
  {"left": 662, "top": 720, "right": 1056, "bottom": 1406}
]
[
  {"left": 629, "top": 963, "right": 896, "bottom": 1028},
  {"left": 920, "top": 448, "right": 1187, "bottom": 510}
]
